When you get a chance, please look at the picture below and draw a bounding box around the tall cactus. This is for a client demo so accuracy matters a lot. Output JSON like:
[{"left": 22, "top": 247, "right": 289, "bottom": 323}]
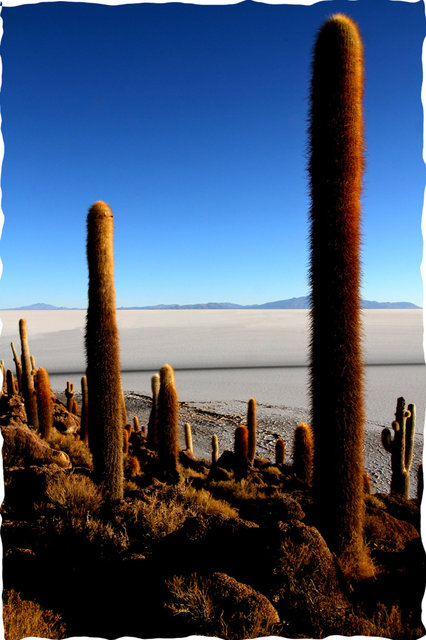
[
  {"left": 80, "top": 375, "right": 89, "bottom": 445},
  {"left": 381, "top": 397, "right": 416, "bottom": 499},
  {"left": 35, "top": 367, "right": 53, "bottom": 441},
  {"left": 308, "top": 15, "right": 372, "bottom": 576},
  {"left": 85, "top": 201, "right": 124, "bottom": 501},
  {"left": 247, "top": 397, "right": 257, "bottom": 464},
  {"left": 10, "top": 342, "right": 22, "bottom": 392},
  {"left": 19, "top": 318, "right": 39, "bottom": 429},
  {"left": 148, "top": 373, "right": 161, "bottom": 448},
  {"left": 293, "top": 422, "right": 313, "bottom": 486},
  {"left": 158, "top": 364, "right": 179, "bottom": 479}
]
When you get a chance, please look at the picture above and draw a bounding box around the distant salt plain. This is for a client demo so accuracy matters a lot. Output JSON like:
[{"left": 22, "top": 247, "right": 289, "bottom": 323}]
[{"left": 1, "top": 309, "right": 424, "bottom": 434}]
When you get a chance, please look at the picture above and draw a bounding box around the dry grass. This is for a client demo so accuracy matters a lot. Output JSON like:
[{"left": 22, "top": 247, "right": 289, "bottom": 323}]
[
  {"left": 3, "top": 589, "right": 66, "bottom": 640},
  {"left": 208, "top": 478, "right": 279, "bottom": 503},
  {"left": 49, "top": 430, "right": 93, "bottom": 469},
  {"left": 166, "top": 573, "right": 278, "bottom": 640},
  {"left": 45, "top": 473, "right": 103, "bottom": 519}
]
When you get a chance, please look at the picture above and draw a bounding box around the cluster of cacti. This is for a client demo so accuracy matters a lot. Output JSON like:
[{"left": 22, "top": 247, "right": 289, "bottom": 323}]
[
  {"left": 381, "top": 397, "right": 416, "bottom": 499},
  {"left": 85, "top": 201, "right": 124, "bottom": 501},
  {"left": 308, "top": 14, "right": 372, "bottom": 576}
]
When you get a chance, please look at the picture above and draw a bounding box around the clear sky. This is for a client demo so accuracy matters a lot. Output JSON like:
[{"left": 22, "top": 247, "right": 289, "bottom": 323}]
[{"left": 0, "top": 0, "right": 424, "bottom": 308}]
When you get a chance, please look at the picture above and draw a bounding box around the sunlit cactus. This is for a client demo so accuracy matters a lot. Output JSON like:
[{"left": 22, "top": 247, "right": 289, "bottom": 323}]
[
  {"left": 133, "top": 416, "right": 140, "bottom": 433},
  {"left": 35, "top": 367, "right": 53, "bottom": 441},
  {"left": 293, "top": 422, "right": 313, "bottom": 485},
  {"left": 381, "top": 397, "right": 416, "bottom": 499},
  {"left": 6, "top": 370, "right": 18, "bottom": 396},
  {"left": 275, "top": 438, "right": 286, "bottom": 465},
  {"left": 158, "top": 364, "right": 179, "bottom": 479},
  {"left": 148, "top": 373, "right": 161, "bottom": 448},
  {"left": 247, "top": 397, "right": 257, "bottom": 464},
  {"left": 308, "top": 14, "right": 373, "bottom": 577},
  {"left": 212, "top": 434, "right": 219, "bottom": 465},
  {"left": 85, "top": 201, "right": 124, "bottom": 501},
  {"left": 10, "top": 342, "right": 22, "bottom": 392},
  {"left": 184, "top": 422, "right": 193, "bottom": 455},
  {"left": 19, "top": 318, "right": 39, "bottom": 429}
]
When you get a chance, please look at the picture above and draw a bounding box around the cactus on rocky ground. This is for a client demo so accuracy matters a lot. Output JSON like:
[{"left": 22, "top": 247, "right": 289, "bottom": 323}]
[
  {"left": 133, "top": 416, "right": 140, "bottom": 433},
  {"left": 247, "top": 397, "right": 257, "bottom": 464},
  {"left": 80, "top": 375, "right": 89, "bottom": 445},
  {"left": 148, "top": 373, "right": 160, "bottom": 448},
  {"left": 10, "top": 342, "right": 22, "bottom": 392},
  {"left": 308, "top": 15, "right": 373, "bottom": 577},
  {"left": 275, "top": 438, "right": 286, "bottom": 465},
  {"left": 65, "top": 381, "right": 75, "bottom": 412},
  {"left": 184, "top": 422, "right": 193, "bottom": 455},
  {"left": 293, "top": 422, "right": 313, "bottom": 485},
  {"left": 381, "top": 397, "right": 416, "bottom": 499},
  {"left": 212, "top": 434, "right": 219, "bottom": 465},
  {"left": 158, "top": 364, "right": 179, "bottom": 479},
  {"left": 6, "top": 370, "right": 18, "bottom": 396},
  {"left": 85, "top": 201, "right": 124, "bottom": 501},
  {"left": 35, "top": 367, "right": 53, "bottom": 440},
  {"left": 19, "top": 318, "right": 39, "bottom": 429},
  {"left": 234, "top": 425, "right": 249, "bottom": 459}
]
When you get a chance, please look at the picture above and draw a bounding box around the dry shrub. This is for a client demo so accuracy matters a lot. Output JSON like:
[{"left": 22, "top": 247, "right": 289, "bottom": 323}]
[
  {"left": 369, "top": 603, "right": 422, "bottom": 640},
  {"left": 49, "top": 429, "right": 93, "bottom": 469},
  {"left": 3, "top": 589, "right": 66, "bottom": 640},
  {"left": 45, "top": 473, "right": 103, "bottom": 518},
  {"left": 165, "top": 573, "right": 278, "bottom": 640},
  {"left": 209, "top": 478, "right": 279, "bottom": 503},
  {"left": 136, "top": 484, "right": 237, "bottom": 541}
]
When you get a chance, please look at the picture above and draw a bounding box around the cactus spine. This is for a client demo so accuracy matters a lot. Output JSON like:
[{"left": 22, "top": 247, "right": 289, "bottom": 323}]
[
  {"left": 212, "top": 434, "right": 219, "bottom": 465},
  {"left": 148, "top": 373, "right": 160, "bottom": 448},
  {"left": 19, "top": 318, "right": 39, "bottom": 429},
  {"left": 275, "top": 438, "right": 286, "bottom": 465},
  {"left": 293, "top": 422, "right": 313, "bottom": 485},
  {"left": 184, "top": 422, "right": 193, "bottom": 455},
  {"left": 158, "top": 364, "right": 179, "bottom": 479},
  {"left": 308, "top": 15, "right": 372, "bottom": 576},
  {"left": 381, "top": 397, "right": 416, "bottom": 499},
  {"left": 80, "top": 375, "right": 89, "bottom": 445},
  {"left": 247, "top": 397, "right": 257, "bottom": 464},
  {"left": 35, "top": 368, "right": 53, "bottom": 440},
  {"left": 10, "top": 342, "right": 22, "bottom": 392},
  {"left": 85, "top": 201, "right": 124, "bottom": 501}
]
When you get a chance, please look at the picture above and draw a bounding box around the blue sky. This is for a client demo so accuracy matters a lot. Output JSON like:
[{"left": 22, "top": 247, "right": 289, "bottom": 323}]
[{"left": 0, "top": 0, "right": 424, "bottom": 308}]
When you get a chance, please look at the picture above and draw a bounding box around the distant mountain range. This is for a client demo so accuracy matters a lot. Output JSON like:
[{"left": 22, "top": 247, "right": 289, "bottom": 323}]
[{"left": 4, "top": 297, "right": 421, "bottom": 310}]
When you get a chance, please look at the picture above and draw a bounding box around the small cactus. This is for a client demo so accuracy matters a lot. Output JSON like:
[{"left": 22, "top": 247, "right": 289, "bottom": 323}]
[
  {"left": 158, "top": 364, "right": 179, "bottom": 479},
  {"left": 234, "top": 425, "right": 249, "bottom": 459},
  {"left": 10, "top": 342, "right": 22, "bottom": 392},
  {"left": 212, "top": 434, "right": 219, "bottom": 465},
  {"left": 275, "top": 438, "right": 286, "bottom": 465},
  {"left": 1, "top": 362, "right": 6, "bottom": 395},
  {"left": 293, "top": 422, "right": 313, "bottom": 485},
  {"left": 133, "top": 416, "right": 140, "bottom": 433},
  {"left": 123, "top": 428, "right": 130, "bottom": 455},
  {"left": 19, "top": 318, "right": 39, "bottom": 429},
  {"left": 65, "top": 381, "right": 75, "bottom": 412},
  {"left": 184, "top": 423, "right": 193, "bottom": 455},
  {"left": 30, "top": 355, "right": 37, "bottom": 374},
  {"left": 6, "top": 370, "right": 18, "bottom": 396},
  {"left": 247, "top": 397, "right": 257, "bottom": 464},
  {"left": 382, "top": 397, "right": 416, "bottom": 499},
  {"left": 35, "top": 367, "right": 53, "bottom": 441},
  {"left": 148, "top": 373, "right": 161, "bottom": 448}
]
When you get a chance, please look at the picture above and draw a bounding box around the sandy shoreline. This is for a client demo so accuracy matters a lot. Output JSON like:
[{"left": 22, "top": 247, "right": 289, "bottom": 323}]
[{"left": 64, "top": 390, "right": 423, "bottom": 499}]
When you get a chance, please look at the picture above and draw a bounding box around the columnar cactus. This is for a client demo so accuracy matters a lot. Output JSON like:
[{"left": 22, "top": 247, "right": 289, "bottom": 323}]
[
  {"left": 30, "top": 355, "right": 37, "bottom": 373},
  {"left": 35, "top": 367, "right": 53, "bottom": 440},
  {"left": 184, "top": 422, "right": 193, "bottom": 455},
  {"left": 19, "top": 318, "right": 39, "bottom": 429},
  {"left": 158, "top": 364, "right": 179, "bottom": 479},
  {"left": 308, "top": 15, "right": 372, "bottom": 576},
  {"left": 212, "top": 434, "right": 219, "bottom": 465},
  {"left": 80, "top": 375, "right": 89, "bottom": 445},
  {"left": 10, "top": 342, "right": 22, "bottom": 392},
  {"left": 275, "top": 438, "right": 286, "bottom": 465},
  {"left": 417, "top": 462, "right": 423, "bottom": 504},
  {"left": 65, "top": 381, "right": 75, "bottom": 412},
  {"left": 247, "top": 397, "right": 257, "bottom": 464},
  {"left": 133, "top": 416, "right": 141, "bottom": 433},
  {"left": 1, "top": 361, "right": 6, "bottom": 395},
  {"left": 6, "top": 370, "right": 18, "bottom": 396},
  {"left": 148, "top": 373, "right": 161, "bottom": 448},
  {"left": 234, "top": 425, "right": 249, "bottom": 459},
  {"left": 293, "top": 422, "right": 313, "bottom": 485},
  {"left": 85, "top": 201, "right": 124, "bottom": 501},
  {"left": 381, "top": 397, "right": 416, "bottom": 499}
]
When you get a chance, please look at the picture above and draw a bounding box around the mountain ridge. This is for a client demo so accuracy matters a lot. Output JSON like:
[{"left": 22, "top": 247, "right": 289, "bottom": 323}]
[{"left": 4, "top": 297, "right": 421, "bottom": 310}]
